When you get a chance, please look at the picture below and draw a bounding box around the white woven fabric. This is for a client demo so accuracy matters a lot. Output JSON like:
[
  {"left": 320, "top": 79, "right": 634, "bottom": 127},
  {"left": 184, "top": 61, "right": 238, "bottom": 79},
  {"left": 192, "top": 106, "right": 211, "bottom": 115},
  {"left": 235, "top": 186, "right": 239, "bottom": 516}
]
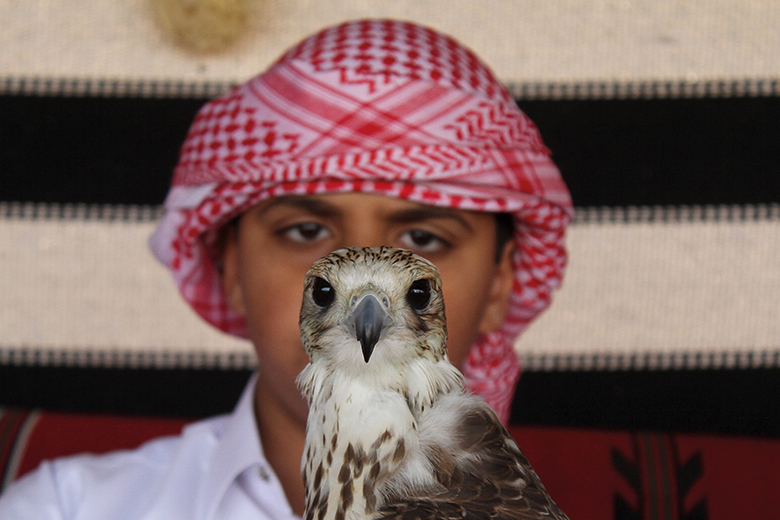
[
  {"left": 2, "top": 205, "right": 779, "bottom": 371},
  {"left": 2, "top": 0, "right": 779, "bottom": 94}
]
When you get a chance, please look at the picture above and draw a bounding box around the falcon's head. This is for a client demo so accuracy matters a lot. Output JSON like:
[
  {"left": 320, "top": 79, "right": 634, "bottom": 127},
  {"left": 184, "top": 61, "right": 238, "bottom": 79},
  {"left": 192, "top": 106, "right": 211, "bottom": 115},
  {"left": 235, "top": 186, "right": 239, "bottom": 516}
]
[{"left": 299, "top": 247, "right": 449, "bottom": 374}]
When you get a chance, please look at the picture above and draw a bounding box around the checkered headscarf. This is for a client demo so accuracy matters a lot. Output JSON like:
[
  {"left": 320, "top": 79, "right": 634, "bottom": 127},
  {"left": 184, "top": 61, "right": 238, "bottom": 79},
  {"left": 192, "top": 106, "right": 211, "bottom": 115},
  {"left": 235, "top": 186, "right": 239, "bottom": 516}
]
[{"left": 150, "top": 19, "right": 572, "bottom": 423}]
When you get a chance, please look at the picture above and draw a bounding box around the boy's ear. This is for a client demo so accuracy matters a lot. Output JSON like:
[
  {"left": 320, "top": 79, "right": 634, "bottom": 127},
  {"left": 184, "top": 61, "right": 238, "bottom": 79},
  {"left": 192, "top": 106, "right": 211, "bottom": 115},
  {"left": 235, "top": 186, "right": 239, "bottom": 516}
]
[
  {"left": 221, "top": 226, "right": 247, "bottom": 317},
  {"left": 478, "top": 240, "right": 515, "bottom": 334}
]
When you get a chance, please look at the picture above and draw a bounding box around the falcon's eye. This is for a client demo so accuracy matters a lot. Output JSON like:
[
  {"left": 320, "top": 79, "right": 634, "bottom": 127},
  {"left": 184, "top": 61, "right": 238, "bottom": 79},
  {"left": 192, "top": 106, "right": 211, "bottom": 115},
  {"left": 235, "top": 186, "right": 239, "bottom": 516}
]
[
  {"left": 312, "top": 277, "right": 335, "bottom": 307},
  {"left": 406, "top": 279, "right": 431, "bottom": 311}
]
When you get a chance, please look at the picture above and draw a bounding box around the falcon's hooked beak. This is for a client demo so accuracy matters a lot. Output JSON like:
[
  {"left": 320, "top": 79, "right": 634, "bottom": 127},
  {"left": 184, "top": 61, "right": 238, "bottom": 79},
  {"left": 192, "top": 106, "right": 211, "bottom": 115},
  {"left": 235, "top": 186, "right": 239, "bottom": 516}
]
[{"left": 347, "top": 293, "right": 394, "bottom": 362}]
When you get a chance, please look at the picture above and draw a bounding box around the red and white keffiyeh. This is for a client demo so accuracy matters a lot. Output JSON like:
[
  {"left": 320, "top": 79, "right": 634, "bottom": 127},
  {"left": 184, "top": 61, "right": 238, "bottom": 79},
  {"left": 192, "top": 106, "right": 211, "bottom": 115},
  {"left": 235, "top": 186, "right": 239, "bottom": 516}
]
[{"left": 150, "top": 19, "right": 572, "bottom": 423}]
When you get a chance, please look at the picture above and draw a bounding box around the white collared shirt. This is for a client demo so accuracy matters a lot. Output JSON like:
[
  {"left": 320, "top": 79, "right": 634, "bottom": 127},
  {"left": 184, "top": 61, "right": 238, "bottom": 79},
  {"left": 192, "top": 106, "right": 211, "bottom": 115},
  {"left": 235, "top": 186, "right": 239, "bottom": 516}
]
[{"left": 0, "top": 375, "right": 300, "bottom": 520}]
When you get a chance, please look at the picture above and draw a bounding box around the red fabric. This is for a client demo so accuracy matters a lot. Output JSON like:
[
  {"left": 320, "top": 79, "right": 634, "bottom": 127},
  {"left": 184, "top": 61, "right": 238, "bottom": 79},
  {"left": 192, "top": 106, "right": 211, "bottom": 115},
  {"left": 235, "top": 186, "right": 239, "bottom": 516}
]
[
  {"left": 508, "top": 426, "right": 631, "bottom": 519},
  {"left": 675, "top": 433, "right": 780, "bottom": 519},
  {"left": 3, "top": 410, "right": 187, "bottom": 483},
  {"left": 0, "top": 409, "right": 30, "bottom": 486},
  {"left": 508, "top": 425, "right": 780, "bottom": 520},
  {"left": 5, "top": 408, "right": 780, "bottom": 520},
  {"left": 150, "top": 19, "right": 573, "bottom": 423}
]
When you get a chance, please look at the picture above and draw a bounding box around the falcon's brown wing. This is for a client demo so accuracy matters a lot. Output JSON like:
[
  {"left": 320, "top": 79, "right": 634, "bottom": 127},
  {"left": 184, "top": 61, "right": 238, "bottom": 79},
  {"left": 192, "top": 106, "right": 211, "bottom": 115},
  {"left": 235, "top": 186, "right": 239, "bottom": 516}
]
[{"left": 376, "top": 405, "right": 569, "bottom": 520}]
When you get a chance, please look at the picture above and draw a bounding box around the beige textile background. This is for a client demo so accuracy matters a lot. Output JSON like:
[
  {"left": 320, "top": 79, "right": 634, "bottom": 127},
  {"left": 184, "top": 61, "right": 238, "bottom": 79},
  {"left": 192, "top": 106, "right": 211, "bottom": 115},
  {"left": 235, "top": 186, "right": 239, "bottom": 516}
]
[
  {"left": 519, "top": 207, "right": 780, "bottom": 370},
  {"left": 2, "top": 0, "right": 779, "bottom": 93},
  {"left": 0, "top": 208, "right": 253, "bottom": 368},
  {"left": 1, "top": 205, "right": 778, "bottom": 369}
]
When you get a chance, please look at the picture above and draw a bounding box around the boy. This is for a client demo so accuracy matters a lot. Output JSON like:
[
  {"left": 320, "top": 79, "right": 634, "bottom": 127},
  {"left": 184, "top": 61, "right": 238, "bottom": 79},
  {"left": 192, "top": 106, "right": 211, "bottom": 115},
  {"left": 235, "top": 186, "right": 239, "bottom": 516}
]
[{"left": 0, "top": 19, "right": 571, "bottom": 519}]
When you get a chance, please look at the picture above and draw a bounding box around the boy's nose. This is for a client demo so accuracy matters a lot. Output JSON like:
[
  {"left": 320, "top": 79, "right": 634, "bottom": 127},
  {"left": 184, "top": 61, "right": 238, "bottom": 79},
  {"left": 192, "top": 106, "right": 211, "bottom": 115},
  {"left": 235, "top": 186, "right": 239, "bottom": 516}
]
[{"left": 339, "top": 223, "right": 387, "bottom": 250}]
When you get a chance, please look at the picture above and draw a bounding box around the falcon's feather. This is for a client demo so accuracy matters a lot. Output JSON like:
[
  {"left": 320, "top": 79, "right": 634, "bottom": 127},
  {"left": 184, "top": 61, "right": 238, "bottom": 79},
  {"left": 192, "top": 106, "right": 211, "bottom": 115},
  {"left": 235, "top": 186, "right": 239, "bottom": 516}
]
[{"left": 297, "top": 247, "right": 569, "bottom": 520}]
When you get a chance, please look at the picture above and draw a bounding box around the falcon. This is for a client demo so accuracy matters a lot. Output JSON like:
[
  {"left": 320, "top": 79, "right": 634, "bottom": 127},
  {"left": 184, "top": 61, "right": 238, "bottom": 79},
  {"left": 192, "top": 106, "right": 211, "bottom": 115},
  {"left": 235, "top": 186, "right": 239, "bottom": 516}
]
[{"left": 297, "top": 246, "right": 569, "bottom": 520}]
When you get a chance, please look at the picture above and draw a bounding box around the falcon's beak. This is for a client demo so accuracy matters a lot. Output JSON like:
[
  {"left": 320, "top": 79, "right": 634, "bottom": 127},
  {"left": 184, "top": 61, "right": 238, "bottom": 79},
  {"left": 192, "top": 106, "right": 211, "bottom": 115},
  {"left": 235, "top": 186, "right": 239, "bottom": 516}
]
[{"left": 349, "top": 293, "right": 393, "bottom": 362}]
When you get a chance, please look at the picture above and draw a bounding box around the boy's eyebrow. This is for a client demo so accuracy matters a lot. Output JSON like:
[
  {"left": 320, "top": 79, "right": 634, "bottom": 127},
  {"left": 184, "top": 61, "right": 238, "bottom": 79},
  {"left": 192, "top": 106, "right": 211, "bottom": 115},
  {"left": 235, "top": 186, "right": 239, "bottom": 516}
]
[
  {"left": 258, "top": 196, "right": 474, "bottom": 232},
  {"left": 385, "top": 206, "right": 475, "bottom": 233},
  {"left": 257, "top": 196, "right": 340, "bottom": 217}
]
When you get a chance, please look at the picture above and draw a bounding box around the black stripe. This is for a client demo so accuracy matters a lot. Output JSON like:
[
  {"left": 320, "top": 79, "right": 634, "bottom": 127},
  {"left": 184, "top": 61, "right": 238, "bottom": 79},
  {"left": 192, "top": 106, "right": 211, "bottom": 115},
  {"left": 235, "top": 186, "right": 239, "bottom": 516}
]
[
  {"left": 520, "top": 95, "right": 780, "bottom": 207},
  {"left": 0, "top": 364, "right": 252, "bottom": 419},
  {"left": 0, "top": 95, "right": 204, "bottom": 205},
  {"left": 510, "top": 367, "right": 780, "bottom": 437},
  {"left": 1, "top": 94, "right": 779, "bottom": 206},
  {"left": 1, "top": 364, "right": 779, "bottom": 437}
]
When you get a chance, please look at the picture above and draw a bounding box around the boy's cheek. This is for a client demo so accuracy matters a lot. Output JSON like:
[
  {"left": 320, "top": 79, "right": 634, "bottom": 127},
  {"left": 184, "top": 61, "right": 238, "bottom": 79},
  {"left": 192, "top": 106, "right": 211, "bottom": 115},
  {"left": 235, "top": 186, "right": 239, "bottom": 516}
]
[{"left": 220, "top": 238, "right": 247, "bottom": 316}]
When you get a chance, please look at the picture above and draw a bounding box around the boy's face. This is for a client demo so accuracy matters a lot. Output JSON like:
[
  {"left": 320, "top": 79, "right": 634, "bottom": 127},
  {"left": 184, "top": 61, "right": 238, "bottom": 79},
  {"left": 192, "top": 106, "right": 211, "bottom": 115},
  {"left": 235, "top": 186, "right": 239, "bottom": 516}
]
[{"left": 222, "top": 192, "right": 515, "bottom": 426}]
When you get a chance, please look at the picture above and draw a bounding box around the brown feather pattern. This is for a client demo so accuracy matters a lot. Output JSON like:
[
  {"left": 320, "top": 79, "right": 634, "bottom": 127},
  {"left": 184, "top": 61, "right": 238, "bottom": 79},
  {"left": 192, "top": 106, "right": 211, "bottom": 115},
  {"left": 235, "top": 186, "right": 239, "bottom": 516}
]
[{"left": 298, "top": 247, "right": 569, "bottom": 520}]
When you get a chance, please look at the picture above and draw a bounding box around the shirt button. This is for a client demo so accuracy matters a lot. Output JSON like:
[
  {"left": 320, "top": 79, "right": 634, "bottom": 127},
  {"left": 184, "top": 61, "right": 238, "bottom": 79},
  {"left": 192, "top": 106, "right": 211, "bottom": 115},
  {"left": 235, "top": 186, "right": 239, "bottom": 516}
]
[{"left": 258, "top": 466, "right": 270, "bottom": 481}]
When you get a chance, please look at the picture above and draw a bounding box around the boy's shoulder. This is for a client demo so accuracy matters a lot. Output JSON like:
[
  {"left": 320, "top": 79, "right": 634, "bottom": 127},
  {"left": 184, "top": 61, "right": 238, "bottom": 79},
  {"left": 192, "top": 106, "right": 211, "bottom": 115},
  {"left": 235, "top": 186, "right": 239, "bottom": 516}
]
[
  {"left": 0, "top": 414, "right": 230, "bottom": 519},
  {"left": 0, "top": 374, "right": 292, "bottom": 520}
]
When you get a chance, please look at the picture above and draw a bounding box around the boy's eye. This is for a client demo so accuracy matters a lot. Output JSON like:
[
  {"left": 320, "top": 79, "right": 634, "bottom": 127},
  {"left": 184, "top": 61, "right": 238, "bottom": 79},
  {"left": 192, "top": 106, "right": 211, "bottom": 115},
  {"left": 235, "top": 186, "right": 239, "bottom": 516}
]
[
  {"left": 279, "top": 222, "right": 330, "bottom": 243},
  {"left": 399, "top": 229, "right": 448, "bottom": 253}
]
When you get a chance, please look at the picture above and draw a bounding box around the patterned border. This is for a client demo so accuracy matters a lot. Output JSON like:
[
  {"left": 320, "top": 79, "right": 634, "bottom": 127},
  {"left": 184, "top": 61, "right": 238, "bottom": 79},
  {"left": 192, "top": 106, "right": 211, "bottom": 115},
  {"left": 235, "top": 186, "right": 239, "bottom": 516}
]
[
  {"left": 0, "top": 77, "right": 234, "bottom": 99},
  {"left": 508, "top": 78, "right": 780, "bottom": 100},
  {"left": 3, "top": 201, "right": 779, "bottom": 224},
  {"left": 573, "top": 203, "right": 780, "bottom": 224},
  {"left": 2, "top": 76, "right": 780, "bottom": 100},
  {"left": 0, "top": 202, "right": 164, "bottom": 222},
  {"left": 2, "top": 347, "right": 779, "bottom": 372},
  {"left": 520, "top": 350, "right": 780, "bottom": 372},
  {"left": 0, "top": 348, "right": 257, "bottom": 370}
]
